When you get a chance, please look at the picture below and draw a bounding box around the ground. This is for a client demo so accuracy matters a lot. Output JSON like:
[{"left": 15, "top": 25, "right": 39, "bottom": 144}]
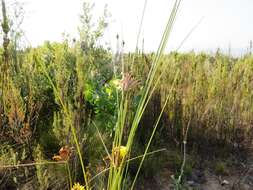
[{"left": 137, "top": 152, "right": 253, "bottom": 190}]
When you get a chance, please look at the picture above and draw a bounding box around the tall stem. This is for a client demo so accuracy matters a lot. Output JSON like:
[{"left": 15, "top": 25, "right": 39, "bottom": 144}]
[{"left": 1, "top": 0, "right": 10, "bottom": 112}]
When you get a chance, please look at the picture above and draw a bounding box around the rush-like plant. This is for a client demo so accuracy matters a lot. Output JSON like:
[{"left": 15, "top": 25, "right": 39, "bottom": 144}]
[{"left": 106, "top": 1, "right": 182, "bottom": 190}]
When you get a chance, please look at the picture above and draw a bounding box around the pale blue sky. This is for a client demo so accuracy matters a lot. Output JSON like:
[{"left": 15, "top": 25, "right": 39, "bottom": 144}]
[{"left": 12, "top": 0, "right": 253, "bottom": 54}]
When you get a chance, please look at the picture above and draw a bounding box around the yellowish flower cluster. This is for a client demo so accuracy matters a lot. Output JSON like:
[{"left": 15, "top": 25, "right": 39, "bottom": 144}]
[{"left": 71, "top": 183, "right": 85, "bottom": 190}]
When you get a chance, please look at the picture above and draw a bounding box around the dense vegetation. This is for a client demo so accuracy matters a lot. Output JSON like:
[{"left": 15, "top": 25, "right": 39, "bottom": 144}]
[{"left": 0, "top": 0, "right": 253, "bottom": 190}]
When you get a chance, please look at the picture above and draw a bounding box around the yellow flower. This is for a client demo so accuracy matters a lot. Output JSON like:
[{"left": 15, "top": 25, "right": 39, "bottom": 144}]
[
  {"left": 119, "top": 146, "right": 128, "bottom": 159},
  {"left": 113, "top": 146, "right": 128, "bottom": 159},
  {"left": 111, "top": 79, "right": 121, "bottom": 89},
  {"left": 102, "top": 146, "right": 129, "bottom": 167},
  {"left": 71, "top": 183, "right": 85, "bottom": 190},
  {"left": 111, "top": 146, "right": 128, "bottom": 167}
]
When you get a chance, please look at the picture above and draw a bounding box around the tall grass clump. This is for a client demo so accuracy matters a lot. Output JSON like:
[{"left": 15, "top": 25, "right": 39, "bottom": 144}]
[{"left": 105, "top": 1, "right": 182, "bottom": 189}]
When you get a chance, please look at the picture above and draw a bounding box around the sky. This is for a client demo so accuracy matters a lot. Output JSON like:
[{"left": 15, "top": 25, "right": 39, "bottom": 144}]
[{"left": 9, "top": 0, "right": 253, "bottom": 55}]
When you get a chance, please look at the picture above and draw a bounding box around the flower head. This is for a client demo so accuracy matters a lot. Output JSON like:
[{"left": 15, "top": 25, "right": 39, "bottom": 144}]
[
  {"left": 119, "top": 146, "right": 128, "bottom": 159},
  {"left": 71, "top": 183, "right": 85, "bottom": 190},
  {"left": 120, "top": 73, "right": 139, "bottom": 91},
  {"left": 111, "top": 145, "right": 128, "bottom": 167},
  {"left": 53, "top": 146, "right": 72, "bottom": 161}
]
